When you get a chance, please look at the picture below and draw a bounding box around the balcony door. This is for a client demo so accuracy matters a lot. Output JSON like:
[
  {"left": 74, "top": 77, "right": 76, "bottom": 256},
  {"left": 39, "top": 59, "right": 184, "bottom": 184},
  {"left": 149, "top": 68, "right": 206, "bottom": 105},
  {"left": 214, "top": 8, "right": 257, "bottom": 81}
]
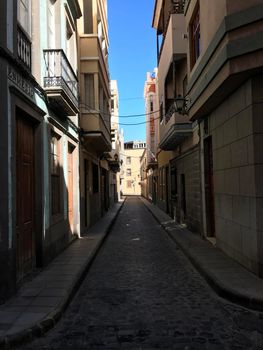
[
  {"left": 16, "top": 112, "right": 35, "bottom": 282},
  {"left": 47, "top": 0, "right": 56, "bottom": 77}
]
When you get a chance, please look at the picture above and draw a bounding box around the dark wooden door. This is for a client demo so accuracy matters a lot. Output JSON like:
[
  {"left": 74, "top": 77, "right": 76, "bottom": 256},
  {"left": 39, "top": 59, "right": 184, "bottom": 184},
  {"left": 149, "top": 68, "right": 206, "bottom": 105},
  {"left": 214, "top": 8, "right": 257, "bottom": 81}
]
[
  {"left": 16, "top": 114, "right": 35, "bottom": 281},
  {"left": 68, "top": 145, "right": 74, "bottom": 232},
  {"left": 84, "top": 159, "right": 89, "bottom": 227},
  {"left": 165, "top": 166, "right": 169, "bottom": 214},
  {"left": 204, "top": 136, "right": 215, "bottom": 236},
  {"left": 180, "top": 174, "right": 186, "bottom": 223}
]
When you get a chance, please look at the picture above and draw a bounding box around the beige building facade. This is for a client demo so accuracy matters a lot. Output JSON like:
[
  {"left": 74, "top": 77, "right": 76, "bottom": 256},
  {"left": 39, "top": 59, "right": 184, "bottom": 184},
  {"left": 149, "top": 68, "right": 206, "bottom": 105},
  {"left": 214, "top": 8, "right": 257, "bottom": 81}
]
[
  {"left": 78, "top": 0, "right": 112, "bottom": 231},
  {"left": 123, "top": 141, "right": 146, "bottom": 196},
  {"left": 152, "top": 0, "right": 202, "bottom": 232},
  {"left": 185, "top": 0, "right": 263, "bottom": 275},
  {"left": 143, "top": 70, "right": 159, "bottom": 203},
  {"left": 108, "top": 80, "right": 124, "bottom": 204},
  {"left": 152, "top": 0, "right": 263, "bottom": 276}
]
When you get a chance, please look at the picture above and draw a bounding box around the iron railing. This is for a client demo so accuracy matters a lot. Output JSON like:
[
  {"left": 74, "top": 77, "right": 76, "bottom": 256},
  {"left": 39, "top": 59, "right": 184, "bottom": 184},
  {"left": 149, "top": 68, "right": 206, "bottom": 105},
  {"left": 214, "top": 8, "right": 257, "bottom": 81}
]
[
  {"left": 172, "top": 0, "right": 185, "bottom": 14},
  {"left": 165, "top": 101, "right": 176, "bottom": 124},
  {"left": 43, "top": 49, "right": 78, "bottom": 107},
  {"left": 17, "top": 25, "right": 31, "bottom": 70}
]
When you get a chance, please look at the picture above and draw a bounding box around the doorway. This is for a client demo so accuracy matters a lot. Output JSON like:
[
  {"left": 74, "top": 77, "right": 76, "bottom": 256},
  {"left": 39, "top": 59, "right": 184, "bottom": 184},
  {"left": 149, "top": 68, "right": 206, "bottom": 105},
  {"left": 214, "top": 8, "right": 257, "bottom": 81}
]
[
  {"left": 180, "top": 174, "right": 186, "bottom": 223},
  {"left": 204, "top": 136, "right": 215, "bottom": 237},
  {"left": 67, "top": 144, "right": 74, "bottom": 232},
  {"left": 16, "top": 113, "right": 35, "bottom": 282}
]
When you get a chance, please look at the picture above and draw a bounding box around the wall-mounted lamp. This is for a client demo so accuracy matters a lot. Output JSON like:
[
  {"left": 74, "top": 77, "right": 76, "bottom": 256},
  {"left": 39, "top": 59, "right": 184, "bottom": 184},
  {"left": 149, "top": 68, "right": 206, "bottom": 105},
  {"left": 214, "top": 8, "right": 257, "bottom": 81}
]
[{"left": 174, "top": 95, "right": 188, "bottom": 115}]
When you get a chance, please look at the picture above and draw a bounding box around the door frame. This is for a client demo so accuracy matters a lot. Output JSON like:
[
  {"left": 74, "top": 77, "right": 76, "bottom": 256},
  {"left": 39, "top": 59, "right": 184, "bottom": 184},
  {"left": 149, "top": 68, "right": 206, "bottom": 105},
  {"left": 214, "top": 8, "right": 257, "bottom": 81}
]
[
  {"left": 203, "top": 135, "right": 215, "bottom": 237},
  {"left": 12, "top": 91, "right": 45, "bottom": 280}
]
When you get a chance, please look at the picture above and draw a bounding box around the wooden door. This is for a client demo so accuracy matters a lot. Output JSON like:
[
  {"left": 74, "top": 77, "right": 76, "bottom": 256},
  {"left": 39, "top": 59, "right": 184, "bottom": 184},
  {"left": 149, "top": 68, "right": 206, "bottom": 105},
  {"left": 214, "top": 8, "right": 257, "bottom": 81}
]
[
  {"left": 16, "top": 114, "right": 35, "bottom": 281},
  {"left": 84, "top": 159, "right": 89, "bottom": 227},
  {"left": 68, "top": 145, "right": 74, "bottom": 232},
  {"left": 204, "top": 136, "right": 215, "bottom": 236},
  {"left": 180, "top": 174, "right": 186, "bottom": 223},
  {"left": 101, "top": 171, "right": 105, "bottom": 216},
  {"left": 165, "top": 166, "right": 169, "bottom": 214}
]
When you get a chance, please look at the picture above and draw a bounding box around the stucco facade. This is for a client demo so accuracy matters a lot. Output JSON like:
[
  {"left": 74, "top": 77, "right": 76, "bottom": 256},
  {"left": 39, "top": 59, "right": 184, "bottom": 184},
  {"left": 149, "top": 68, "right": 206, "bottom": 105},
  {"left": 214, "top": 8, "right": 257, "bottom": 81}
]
[
  {"left": 123, "top": 141, "right": 146, "bottom": 196},
  {"left": 78, "top": 0, "right": 112, "bottom": 232},
  {"left": 152, "top": 0, "right": 202, "bottom": 232},
  {"left": 0, "top": 0, "right": 81, "bottom": 303}
]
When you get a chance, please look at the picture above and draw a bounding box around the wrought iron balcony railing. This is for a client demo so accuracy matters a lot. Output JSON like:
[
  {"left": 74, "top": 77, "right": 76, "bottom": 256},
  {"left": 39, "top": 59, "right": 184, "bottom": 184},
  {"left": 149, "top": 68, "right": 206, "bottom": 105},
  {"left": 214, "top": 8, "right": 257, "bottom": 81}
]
[
  {"left": 171, "top": 0, "right": 185, "bottom": 14},
  {"left": 17, "top": 25, "right": 31, "bottom": 70},
  {"left": 43, "top": 49, "right": 78, "bottom": 108}
]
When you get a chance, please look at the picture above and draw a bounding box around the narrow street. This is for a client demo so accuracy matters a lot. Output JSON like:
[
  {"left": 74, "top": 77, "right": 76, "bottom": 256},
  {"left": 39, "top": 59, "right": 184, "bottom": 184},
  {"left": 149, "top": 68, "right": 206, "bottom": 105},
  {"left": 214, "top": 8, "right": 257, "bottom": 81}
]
[{"left": 20, "top": 197, "right": 263, "bottom": 350}]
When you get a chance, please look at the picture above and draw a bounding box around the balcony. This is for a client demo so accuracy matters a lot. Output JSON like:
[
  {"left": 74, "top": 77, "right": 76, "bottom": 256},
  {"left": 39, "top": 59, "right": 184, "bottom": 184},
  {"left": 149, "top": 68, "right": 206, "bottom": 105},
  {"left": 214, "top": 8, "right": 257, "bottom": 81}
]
[
  {"left": 43, "top": 49, "right": 79, "bottom": 116},
  {"left": 80, "top": 111, "right": 111, "bottom": 154},
  {"left": 17, "top": 25, "right": 31, "bottom": 71},
  {"left": 159, "top": 103, "right": 192, "bottom": 151},
  {"left": 158, "top": 7, "right": 187, "bottom": 66}
]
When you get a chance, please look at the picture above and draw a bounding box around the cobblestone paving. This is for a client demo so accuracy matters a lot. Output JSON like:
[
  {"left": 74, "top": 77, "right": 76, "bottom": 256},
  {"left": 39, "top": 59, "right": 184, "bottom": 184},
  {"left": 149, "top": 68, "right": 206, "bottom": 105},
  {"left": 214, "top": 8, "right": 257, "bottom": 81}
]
[{"left": 20, "top": 197, "right": 263, "bottom": 349}]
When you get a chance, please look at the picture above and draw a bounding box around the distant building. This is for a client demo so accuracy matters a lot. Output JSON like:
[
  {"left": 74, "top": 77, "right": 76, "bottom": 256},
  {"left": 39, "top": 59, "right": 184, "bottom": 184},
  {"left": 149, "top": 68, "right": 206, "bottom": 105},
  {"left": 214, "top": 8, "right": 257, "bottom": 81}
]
[
  {"left": 144, "top": 69, "right": 159, "bottom": 203},
  {"left": 123, "top": 141, "right": 146, "bottom": 195},
  {"left": 78, "top": 0, "right": 112, "bottom": 231},
  {"left": 108, "top": 80, "right": 124, "bottom": 203}
]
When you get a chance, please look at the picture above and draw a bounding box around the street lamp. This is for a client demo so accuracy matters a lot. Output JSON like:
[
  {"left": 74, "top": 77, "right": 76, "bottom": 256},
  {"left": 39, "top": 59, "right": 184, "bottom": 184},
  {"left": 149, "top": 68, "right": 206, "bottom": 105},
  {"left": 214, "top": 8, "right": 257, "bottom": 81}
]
[{"left": 174, "top": 94, "right": 187, "bottom": 115}]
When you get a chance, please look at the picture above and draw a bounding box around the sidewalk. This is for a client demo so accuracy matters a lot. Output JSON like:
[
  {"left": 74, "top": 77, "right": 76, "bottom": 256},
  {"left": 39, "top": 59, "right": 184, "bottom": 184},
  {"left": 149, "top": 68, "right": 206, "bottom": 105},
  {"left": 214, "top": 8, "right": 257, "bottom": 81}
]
[
  {"left": 0, "top": 200, "right": 125, "bottom": 350},
  {"left": 141, "top": 197, "right": 263, "bottom": 312}
]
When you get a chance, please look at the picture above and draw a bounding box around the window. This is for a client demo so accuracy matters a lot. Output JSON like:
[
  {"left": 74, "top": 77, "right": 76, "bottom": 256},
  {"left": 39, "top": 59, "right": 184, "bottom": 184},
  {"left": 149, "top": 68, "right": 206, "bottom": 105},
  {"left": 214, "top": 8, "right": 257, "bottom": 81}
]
[
  {"left": 51, "top": 133, "right": 61, "bottom": 215},
  {"left": 83, "top": 0, "right": 93, "bottom": 34},
  {"left": 47, "top": 0, "right": 55, "bottom": 49},
  {"left": 126, "top": 169, "right": 131, "bottom": 176},
  {"left": 18, "top": 0, "right": 31, "bottom": 35},
  {"left": 85, "top": 74, "right": 95, "bottom": 109},
  {"left": 126, "top": 157, "right": 131, "bottom": 165},
  {"left": 127, "top": 180, "right": 132, "bottom": 188},
  {"left": 190, "top": 3, "right": 200, "bottom": 68},
  {"left": 92, "top": 163, "right": 99, "bottom": 193},
  {"left": 149, "top": 95, "right": 154, "bottom": 112}
]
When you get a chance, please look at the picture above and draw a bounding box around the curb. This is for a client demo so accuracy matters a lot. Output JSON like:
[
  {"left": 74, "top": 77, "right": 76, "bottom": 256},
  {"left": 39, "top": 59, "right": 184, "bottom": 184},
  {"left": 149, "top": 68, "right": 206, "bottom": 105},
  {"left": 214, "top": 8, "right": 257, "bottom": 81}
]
[
  {"left": 141, "top": 197, "right": 263, "bottom": 312},
  {"left": 0, "top": 199, "right": 126, "bottom": 350}
]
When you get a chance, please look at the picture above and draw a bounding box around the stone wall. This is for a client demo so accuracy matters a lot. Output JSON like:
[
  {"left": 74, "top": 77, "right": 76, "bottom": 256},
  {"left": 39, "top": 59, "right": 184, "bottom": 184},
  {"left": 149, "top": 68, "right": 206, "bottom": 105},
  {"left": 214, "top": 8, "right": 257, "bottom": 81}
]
[{"left": 209, "top": 76, "right": 263, "bottom": 275}]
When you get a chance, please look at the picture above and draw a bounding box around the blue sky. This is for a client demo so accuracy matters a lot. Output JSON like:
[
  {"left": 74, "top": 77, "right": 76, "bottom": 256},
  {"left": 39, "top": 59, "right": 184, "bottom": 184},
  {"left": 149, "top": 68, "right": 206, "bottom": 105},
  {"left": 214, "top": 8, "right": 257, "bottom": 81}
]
[{"left": 108, "top": 0, "right": 157, "bottom": 142}]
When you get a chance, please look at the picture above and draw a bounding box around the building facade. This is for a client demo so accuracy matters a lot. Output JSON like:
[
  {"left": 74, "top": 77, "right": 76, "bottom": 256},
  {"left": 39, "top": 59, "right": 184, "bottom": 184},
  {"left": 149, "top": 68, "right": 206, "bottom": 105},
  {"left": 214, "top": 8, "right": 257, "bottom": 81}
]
[
  {"left": 108, "top": 80, "right": 124, "bottom": 204},
  {"left": 152, "top": 0, "right": 263, "bottom": 276},
  {"left": 123, "top": 141, "right": 146, "bottom": 196},
  {"left": 78, "top": 0, "right": 112, "bottom": 232},
  {"left": 152, "top": 0, "right": 202, "bottom": 232},
  {"left": 143, "top": 69, "right": 159, "bottom": 203},
  {"left": 185, "top": 0, "right": 263, "bottom": 275},
  {"left": 0, "top": 0, "right": 81, "bottom": 303}
]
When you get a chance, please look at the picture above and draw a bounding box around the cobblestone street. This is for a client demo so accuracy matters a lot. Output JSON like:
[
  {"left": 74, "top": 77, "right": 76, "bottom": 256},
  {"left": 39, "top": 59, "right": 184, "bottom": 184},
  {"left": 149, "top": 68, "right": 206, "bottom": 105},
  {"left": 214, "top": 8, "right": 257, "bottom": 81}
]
[{"left": 20, "top": 197, "right": 263, "bottom": 349}]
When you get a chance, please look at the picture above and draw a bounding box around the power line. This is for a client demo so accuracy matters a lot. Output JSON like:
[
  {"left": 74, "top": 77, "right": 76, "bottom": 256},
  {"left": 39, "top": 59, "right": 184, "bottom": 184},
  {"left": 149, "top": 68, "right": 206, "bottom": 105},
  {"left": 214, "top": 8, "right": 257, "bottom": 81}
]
[
  {"left": 80, "top": 102, "right": 160, "bottom": 118},
  {"left": 80, "top": 102, "right": 162, "bottom": 126}
]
